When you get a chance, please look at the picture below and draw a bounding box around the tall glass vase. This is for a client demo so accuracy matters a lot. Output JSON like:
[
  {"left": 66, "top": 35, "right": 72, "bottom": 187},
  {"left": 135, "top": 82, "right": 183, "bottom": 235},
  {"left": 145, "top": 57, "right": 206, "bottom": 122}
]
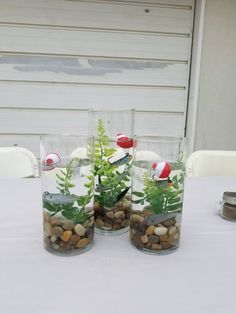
[
  {"left": 131, "top": 136, "right": 186, "bottom": 254},
  {"left": 89, "top": 109, "right": 135, "bottom": 235},
  {"left": 40, "top": 134, "right": 94, "bottom": 255}
]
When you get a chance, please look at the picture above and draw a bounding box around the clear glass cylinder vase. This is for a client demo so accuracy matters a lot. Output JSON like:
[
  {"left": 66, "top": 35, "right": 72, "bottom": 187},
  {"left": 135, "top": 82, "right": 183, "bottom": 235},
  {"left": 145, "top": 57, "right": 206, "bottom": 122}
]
[
  {"left": 131, "top": 136, "right": 186, "bottom": 254},
  {"left": 89, "top": 109, "right": 135, "bottom": 235},
  {"left": 40, "top": 134, "right": 94, "bottom": 255}
]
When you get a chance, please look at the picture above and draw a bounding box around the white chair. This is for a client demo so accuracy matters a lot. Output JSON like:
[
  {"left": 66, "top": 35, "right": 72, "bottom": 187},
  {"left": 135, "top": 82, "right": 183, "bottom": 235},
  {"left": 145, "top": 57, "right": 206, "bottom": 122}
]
[
  {"left": 186, "top": 150, "right": 236, "bottom": 176},
  {"left": 0, "top": 146, "right": 39, "bottom": 178}
]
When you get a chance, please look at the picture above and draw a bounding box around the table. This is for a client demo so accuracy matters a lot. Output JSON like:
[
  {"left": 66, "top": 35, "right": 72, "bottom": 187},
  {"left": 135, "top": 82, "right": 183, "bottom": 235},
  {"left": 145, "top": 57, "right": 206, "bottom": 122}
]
[{"left": 1, "top": 177, "right": 236, "bottom": 314}]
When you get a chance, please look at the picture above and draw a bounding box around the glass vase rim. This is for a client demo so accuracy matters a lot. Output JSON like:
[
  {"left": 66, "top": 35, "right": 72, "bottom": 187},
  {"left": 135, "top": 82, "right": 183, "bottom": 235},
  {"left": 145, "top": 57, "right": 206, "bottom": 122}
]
[
  {"left": 40, "top": 133, "right": 95, "bottom": 141},
  {"left": 133, "top": 135, "right": 184, "bottom": 143}
]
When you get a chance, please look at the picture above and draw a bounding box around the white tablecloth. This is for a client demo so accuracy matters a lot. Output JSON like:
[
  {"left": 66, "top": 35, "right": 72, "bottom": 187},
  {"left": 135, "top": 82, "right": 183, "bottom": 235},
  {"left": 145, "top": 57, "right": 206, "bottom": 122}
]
[{"left": 0, "top": 177, "right": 236, "bottom": 314}]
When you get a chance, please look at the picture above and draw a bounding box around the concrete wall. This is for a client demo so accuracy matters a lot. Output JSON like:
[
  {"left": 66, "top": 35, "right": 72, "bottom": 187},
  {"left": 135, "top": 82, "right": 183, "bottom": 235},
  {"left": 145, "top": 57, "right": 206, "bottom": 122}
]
[{"left": 194, "top": 0, "right": 236, "bottom": 150}]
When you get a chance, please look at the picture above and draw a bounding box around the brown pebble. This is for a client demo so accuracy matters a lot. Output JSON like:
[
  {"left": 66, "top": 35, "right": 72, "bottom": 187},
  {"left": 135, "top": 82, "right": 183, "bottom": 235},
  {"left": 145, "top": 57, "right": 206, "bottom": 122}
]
[
  {"left": 152, "top": 244, "right": 162, "bottom": 250},
  {"left": 50, "top": 218, "right": 60, "bottom": 226},
  {"left": 60, "top": 231, "right": 72, "bottom": 242},
  {"left": 146, "top": 225, "right": 155, "bottom": 235},
  {"left": 167, "top": 235, "right": 178, "bottom": 246},
  {"left": 44, "top": 222, "right": 52, "bottom": 236},
  {"left": 162, "top": 219, "right": 176, "bottom": 227},
  {"left": 168, "top": 226, "right": 177, "bottom": 235},
  {"left": 114, "top": 211, "right": 125, "bottom": 220},
  {"left": 95, "top": 218, "right": 105, "bottom": 226},
  {"left": 121, "top": 219, "right": 129, "bottom": 228},
  {"left": 161, "top": 242, "right": 171, "bottom": 249},
  {"left": 159, "top": 234, "right": 169, "bottom": 242},
  {"left": 52, "top": 226, "right": 63, "bottom": 237},
  {"left": 140, "top": 234, "right": 149, "bottom": 244},
  {"left": 63, "top": 221, "right": 75, "bottom": 231},
  {"left": 106, "top": 211, "right": 114, "bottom": 219},
  {"left": 43, "top": 211, "right": 50, "bottom": 222},
  {"left": 70, "top": 234, "right": 80, "bottom": 245},
  {"left": 132, "top": 214, "right": 144, "bottom": 223},
  {"left": 77, "top": 238, "right": 90, "bottom": 248}
]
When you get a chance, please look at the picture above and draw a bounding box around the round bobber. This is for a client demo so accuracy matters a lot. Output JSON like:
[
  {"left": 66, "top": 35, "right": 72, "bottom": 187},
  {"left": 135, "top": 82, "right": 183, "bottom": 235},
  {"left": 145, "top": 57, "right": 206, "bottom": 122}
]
[
  {"left": 42, "top": 152, "right": 61, "bottom": 171},
  {"left": 116, "top": 133, "right": 134, "bottom": 149},
  {"left": 152, "top": 161, "right": 171, "bottom": 179}
]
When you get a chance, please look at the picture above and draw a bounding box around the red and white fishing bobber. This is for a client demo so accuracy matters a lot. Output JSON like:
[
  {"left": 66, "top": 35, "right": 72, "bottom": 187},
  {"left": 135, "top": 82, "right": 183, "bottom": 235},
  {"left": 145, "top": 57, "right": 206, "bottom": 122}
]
[
  {"left": 42, "top": 152, "right": 61, "bottom": 171},
  {"left": 116, "top": 133, "right": 134, "bottom": 149},
  {"left": 152, "top": 161, "right": 171, "bottom": 180}
]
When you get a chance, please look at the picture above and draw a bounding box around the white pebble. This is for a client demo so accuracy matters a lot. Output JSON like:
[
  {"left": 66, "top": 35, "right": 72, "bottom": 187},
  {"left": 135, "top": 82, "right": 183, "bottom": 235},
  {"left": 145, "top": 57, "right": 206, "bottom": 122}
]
[
  {"left": 74, "top": 224, "right": 86, "bottom": 236},
  {"left": 154, "top": 226, "right": 168, "bottom": 236}
]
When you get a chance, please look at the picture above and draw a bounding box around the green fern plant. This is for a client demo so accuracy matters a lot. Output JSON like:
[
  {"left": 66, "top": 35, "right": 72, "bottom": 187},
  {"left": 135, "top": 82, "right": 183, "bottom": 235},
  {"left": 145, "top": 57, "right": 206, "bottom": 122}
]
[
  {"left": 43, "top": 157, "right": 93, "bottom": 224},
  {"left": 132, "top": 167, "right": 184, "bottom": 215},
  {"left": 94, "top": 119, "right": 131, "bottom": 208}
]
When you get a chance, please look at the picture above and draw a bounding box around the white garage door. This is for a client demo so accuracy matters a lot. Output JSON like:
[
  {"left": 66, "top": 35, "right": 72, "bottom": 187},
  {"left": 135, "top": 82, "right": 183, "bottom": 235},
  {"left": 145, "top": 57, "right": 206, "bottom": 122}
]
[{"left": 0, "top": 0, "right": 195, "bottom": 157}]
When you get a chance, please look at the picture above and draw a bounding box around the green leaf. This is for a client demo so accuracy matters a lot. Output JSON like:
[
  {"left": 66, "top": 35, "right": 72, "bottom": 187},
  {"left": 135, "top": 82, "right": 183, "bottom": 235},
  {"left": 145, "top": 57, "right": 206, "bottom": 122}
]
[
  {"left": 166, "top": 202, "right": 183, "bottom": 212},
  {"left": 132, "top": 199, "right": 144, "bottom": 204},
  {"left": 132, "top": 191, "right": 145, "bottom": 197},
  {"left": 168, "top": 197, "right": 181, "bottom": 204}
]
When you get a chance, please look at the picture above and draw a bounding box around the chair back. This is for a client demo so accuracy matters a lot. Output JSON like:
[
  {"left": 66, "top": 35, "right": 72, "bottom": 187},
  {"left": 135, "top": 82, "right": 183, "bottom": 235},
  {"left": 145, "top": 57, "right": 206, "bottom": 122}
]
[
  {"left": 186, "top": 150, "right": 236, "bottom": 176},
  {"left": 0, "top": 146, "right": 39, "bottom": 178}
]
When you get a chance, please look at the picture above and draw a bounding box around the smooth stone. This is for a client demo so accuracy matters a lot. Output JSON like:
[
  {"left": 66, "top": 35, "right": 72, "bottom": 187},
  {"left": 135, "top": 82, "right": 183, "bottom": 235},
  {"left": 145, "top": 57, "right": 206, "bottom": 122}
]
[
  {"left": 146, "top": 225, "right": 155, "bottom": 235},
  {"left": 43, "top": 211, "right": 50, "bottom": 222},
  {"left": 159, "top": 234, "right": 169, "bottom": 242},
  {"left": 161, "top": 242, "right": 171, "bottom": 249},
  {"left": 167, "top": 235, "right": 178, "bottom": 246},
  {"left": 52, "top": 226, "right": 63, "bottom": 237},
  {"left": 106, "top": 211, "right": 114, "bottom": 219},
  {"left": 95, "top": 218, "right": 105, "bottom": 226},
  {"left": 151, "top": 243, "right": 162, "bottom": 250},
  {"left": 114, "top": 211, "right": 125, "bottom": 220},
  {"left": 50, "top": 218, "right": 60, "bottom": 226},
  {"left": 154, "top": 226, "right": 168, "bottom": 236},
  {"left": 70, "top": 234, "right": 80, "bottom": 245},
  {"left": 168, "top": 226, "right": 178, "bottom": 235},
  {"left": 52, "top": 243, "right": 59, "bottom": 250},
  {"left": 140, "top": 234, "right": 149, "bottom": 244},
  {"left": 60, "top": 231, "right": 72, "bottom": 242},
  {"left": 145, "top": 212, "right": 178, "bottom": 225},
  {"left": 121, "top": 219, "right": 129, "bottom": 227},
  {"left": 44, "top": 222, "right": 52, "bottom": 236},
  {"left": 63, "top": 221, "right": 75, "bottom": 231},
  {"left": 50, "top": 235, "right": 57, "bottom": 243},
  {"left": 148, "top": 235, "right": 159, "bottom": 244},
  {"left": 162, "top": 218, "right": 176, "bottom": 227},
  {"left": 74, "top": 224, "right": 86, "bottom": 236},
  {"left": 175, "top": 222, "right": 181, "bottom": 229},
  {"left": 77, "top": 238, "right": 90, "bottom": 248},
  {"left": 132, "top": 214, "right": 144, "bottom": 223}
]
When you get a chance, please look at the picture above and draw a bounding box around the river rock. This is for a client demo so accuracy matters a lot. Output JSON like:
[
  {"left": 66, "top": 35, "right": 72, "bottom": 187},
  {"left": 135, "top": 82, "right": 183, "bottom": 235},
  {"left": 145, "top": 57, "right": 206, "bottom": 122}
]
[
  {"left": 154, "top": 226, "right": 168, "bottom": 236},
  {"left": 74, "top": 224, "right": 86, "bottom": 236},
  {"left": 95, "top": 218, "right": 105, "bottom": 227},
  {"left": 148, "top": 235, "right": 159, "bottom": 244},
  {"left": 151, "top": 243, "right": 162, "bottom": 250},
  {"left": 60, "top": 231, "right": 72, "bottom": 242},
  {"left": 63, "top": 220, "right": 75, "bottom": 231},
  {"left": 146, "top": 225, "right": 155, "bottom": 235},
  {"left": 44, "top": 222, "right": 52, "bottom": 236},
  {"left": 140, "top": 235, "right": 149, "bottom": 244},
  {"left": 132, "top": 214, "right": 144, "bottom": 223},
  {"left": 106, "top": 211, "right": 114, "bottom": 219},
  {"left": 114, "top": 211, "right": 125, "bottom": 220},
  {"left": 168, "top": 226, "right": 177, "bottom": 235},
  {"left": 52, "top": 226, "right": 63, "bottom": 237},
  {"left": 77, "top": 238, "right": 90, "bottom": 248}
]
